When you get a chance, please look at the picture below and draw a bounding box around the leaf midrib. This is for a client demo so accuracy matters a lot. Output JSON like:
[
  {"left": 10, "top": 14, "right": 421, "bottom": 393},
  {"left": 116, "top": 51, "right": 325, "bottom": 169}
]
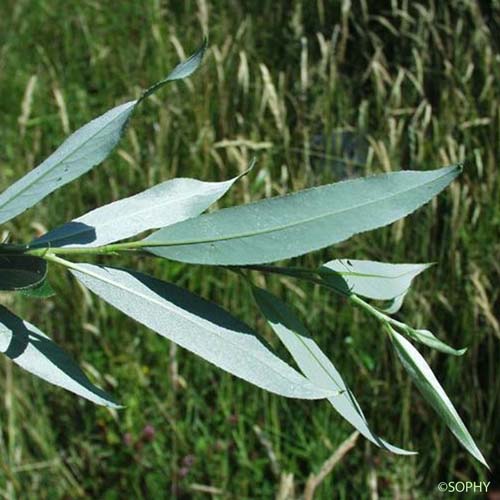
[
  {"left": 325, "top": 266, "right": 429, "bottom": 281},
  {"left": 392, "top": 332, "right": 485, "bottom": 462},
  {"left": 40, "top": 180, "right": 231, "bottom": 247},
  {"left": 258, "top": 291, "right": 344, "bottom": 393},
  {"left": 0, "top": 103, "right": 134, "bottom": 217},
  {"left": 149, "top": 167, "right": 457, "bottom": 247},
  {"left": 73, "top": 264, "right": 324, "bottom": 393}
]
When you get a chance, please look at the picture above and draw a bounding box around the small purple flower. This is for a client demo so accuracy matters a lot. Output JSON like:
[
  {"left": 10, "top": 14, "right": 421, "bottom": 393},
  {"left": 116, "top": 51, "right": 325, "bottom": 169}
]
[
  {"left": 227, "top": 413, "right": 239, "bottom": 425},
  {"left": 182, "top": 454, "right": 196, "bottom": 467},
  {"left": 123, "top": 432, "right": 134, "bottom": 447},
  {"left": 179, "top": 466, "right": 190, "bottom": 478},
  {"left": 142, "top": 424, "right": 156, "bottom": 442}
]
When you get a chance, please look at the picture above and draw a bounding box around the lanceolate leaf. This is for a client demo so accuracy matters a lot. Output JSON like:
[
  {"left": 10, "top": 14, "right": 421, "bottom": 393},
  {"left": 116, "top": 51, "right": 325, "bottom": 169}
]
[
  {"left": 139, "top": 38, "right": 208, "bottom": 100},
  {"left": 32, "top": 167, "right": 249, "bottom": 248},
  {"left": 70, "top": 263, "right": 335, "bottom": 399},
  {"left": 253, "top": 286, "right": 415, "bottom": 455},
  {"left": 0, "top": 306, "right": 119, "bottom": 407},
  {"left": 0, "top": 255, "right": 47, "bottom": 291},
  {"left": 0, "top": 40, "right": 207, "bottom": 225},
  {"left": 143, "top": 165, "right": 461, "bottom": 265},
  {"left": 389, "top": 328, "right": 488, "bottom": 467},
  {"left": 321, "top": 259, "right": 432, "bottom": 301},
  {"left": 404, "top": 327, "right": 466, "bottom": 356},
  {"left": 0, "top": 100, "right": 134, "bottom": 226}
]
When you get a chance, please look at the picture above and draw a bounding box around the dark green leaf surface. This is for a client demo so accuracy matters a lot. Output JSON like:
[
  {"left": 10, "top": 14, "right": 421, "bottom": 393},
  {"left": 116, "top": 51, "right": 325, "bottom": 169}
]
[
  {"left": 0, "top": 306, "right": 119, "bottom": 407},
  {"left": 0, "top": 255, "right": 47, "bottom": 290},
  {"left": 18, "top": 278, "right": 56, "bottom": 299}
]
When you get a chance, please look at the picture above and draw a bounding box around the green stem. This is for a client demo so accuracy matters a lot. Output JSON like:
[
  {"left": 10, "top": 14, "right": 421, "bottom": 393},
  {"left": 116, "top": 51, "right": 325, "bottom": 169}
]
[
  {"left": 26, "top": 238, "right": 206, "bottom": 257},
  {"left": 242, "top": 264, "right": 350, "bottom": 297},
  {"left": 349, "top": 294, "right": 388, "bottom": 322},
  {"left": 27, "top": 241, "right": 145, "bottom": 257},
  {"left": 245, "top": 263, "right": 406, "bottom": 333},
  {"left": 42, "top": 253, "right": 82, "bottom": 271},
  {"left": 41, "top": 248, "right": 404, "bottom": 335}
]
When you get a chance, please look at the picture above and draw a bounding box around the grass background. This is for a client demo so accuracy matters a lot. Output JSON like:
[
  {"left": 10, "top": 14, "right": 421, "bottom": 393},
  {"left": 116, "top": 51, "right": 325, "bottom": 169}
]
[{"left": 0, "top": 0, "right": 499, "bottom": 498}]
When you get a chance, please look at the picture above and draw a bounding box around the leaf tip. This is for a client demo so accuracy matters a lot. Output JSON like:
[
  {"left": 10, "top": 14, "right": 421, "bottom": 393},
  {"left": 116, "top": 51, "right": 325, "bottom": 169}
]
[
  {"left": 243, "top": 157, "right": 257, "bottom": 176},
  {"left": 475, "top": 451, "right": 490, "bottom": 470},
  {"left": 108, "top": 401, "right": 125, "bottom": 410}
]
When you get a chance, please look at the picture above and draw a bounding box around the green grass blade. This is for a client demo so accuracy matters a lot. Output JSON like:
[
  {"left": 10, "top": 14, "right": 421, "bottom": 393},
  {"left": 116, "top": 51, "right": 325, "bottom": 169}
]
[
  {"left": 70, "top": 263, "right": 336, "bottom": 400},
  {"left": 389, "top": 328, "right": 488, "bottom": 467},
  {"left": 0, "top": 306, "right": 119, "bottom": 407},
  {"left": 143, "top": 165, "right": 461, "bottom": 265},
  {"left": 253, "top": 286, "right": 415, "bottom": 455}
]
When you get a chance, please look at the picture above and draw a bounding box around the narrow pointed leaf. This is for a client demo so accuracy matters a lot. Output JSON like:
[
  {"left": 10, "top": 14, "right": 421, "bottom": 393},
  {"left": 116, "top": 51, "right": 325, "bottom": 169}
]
[
  {"left": 404, "top": 327, "right": 467, "bottom": 356},
  {"left": 0, "top": 255, "right": 47, "bottom": 290},
  {"left": 70, "top": 263, "right": 335, "bottom": 399},
  {"left": 143, "top": 165, "right": 461, "bottom": 265},
  {"left": 32, "top": 167, "right": 248, "bottom": 248},
  {"left": 140, "top": 37, "right": 208, "bottom": 100},
  {"left": 321, "top": 260, "right": 432, "bottom": 301},
  {"left": 253, "top": 286, "right": 415, "bottom": 455},
  {"left": 389, "top": 328, "right": 488, "bottom": 467},
  {"left": 0, "top": 100, "right": 134, "bottom": 225},
  {"left": 0, "top": 306, "right": 119, "bottom": 407},
  {"left": 0, "top": 41, "right": 206, "bottom": 225}
]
